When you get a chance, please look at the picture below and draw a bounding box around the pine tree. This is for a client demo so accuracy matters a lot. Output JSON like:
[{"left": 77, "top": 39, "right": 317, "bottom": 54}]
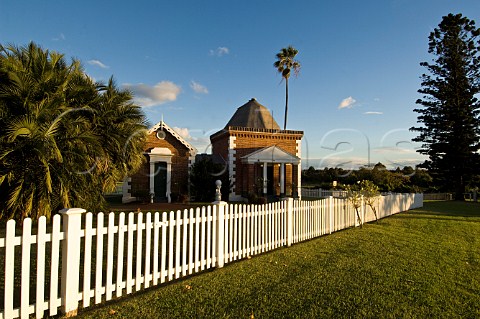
[{"left": 411, "top": 13, "right": 480, "bottom": 199}]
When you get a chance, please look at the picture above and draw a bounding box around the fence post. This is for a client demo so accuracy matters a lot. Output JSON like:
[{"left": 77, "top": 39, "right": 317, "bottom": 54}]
[
  {"left": 285, "top": 198, "right": 294, "bottom": 247},
  {"left": 214, "top": 201, "right": 227, "bottom": 268},
  {"left": 60, "top": 207, "right": 86, "bottom": 317},
  {"left": 213, "top": 180, "right": 227, "bottom": 268}
]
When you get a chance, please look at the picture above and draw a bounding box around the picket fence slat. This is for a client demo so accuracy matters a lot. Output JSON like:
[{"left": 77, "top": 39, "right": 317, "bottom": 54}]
[
  {"left": 206, "top": 206, "right": 212, "bottom": 268},
  {"left": 152, "top": 213, "right": 160, "bottom": 285},
  {"left": 126, "top": 214, "right": 134, "bottom": 294},
  {"left": 193, "top": 208, "right": 199, "bottom": 273},
  {"left": 20, "top": 219, "right": 32, "bottom": 319},
  {"left": 145, "top": 213, "right": 152, "bottom": 289},
  {"left": 4, "top": 220, "right": 16, "bottom": 318},
  {"left": 106, "top": 214, "right": 115, "bottom": 301},
  {"left": 48, "top": 214, "right": 62, "bottom": 316},
  {"left": 83, "top": 213, "right": 93, "bottom": 307},
  {"left": 159, "top": 213, "right": 166, "bottom": 284},
  {"left": 200, "top": 208, "right": 206, "bottom": 271},
  {"left": 188, "top": 209, "right": 194, "bottom": 275},
  {"left": 116, "top": 213, "right": 126, "bottom": 297},
  {"left": 174, "top": 211, "right": 180, "bottom": 279},
  {"left": 135, "top": 213, "right": 143, "bottom": 291},
  {"left": 182, "top": 210, "right": 188, "bottom": 277},
  {"left": 95, "top": 213, "right": 104, "bottom": 304},
  {"left": 35, "top": 217, "right": 46, "bottom": 319},
  {"left": 168, "top": 212, "right": 174, "bottom": 281}
]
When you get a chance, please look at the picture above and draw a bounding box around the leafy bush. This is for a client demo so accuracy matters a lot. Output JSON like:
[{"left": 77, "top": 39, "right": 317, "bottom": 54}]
[{"left": 190, "top": 158, "right": 229, "bottom": 202}]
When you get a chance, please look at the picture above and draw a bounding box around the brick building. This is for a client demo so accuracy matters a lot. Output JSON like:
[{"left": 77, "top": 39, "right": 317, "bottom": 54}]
[
  {"left": 210, "top": 98, "right": 303, "bottom": 201},
  {"left": 122, "top": 121, "right": 197, "bottom": 203}
]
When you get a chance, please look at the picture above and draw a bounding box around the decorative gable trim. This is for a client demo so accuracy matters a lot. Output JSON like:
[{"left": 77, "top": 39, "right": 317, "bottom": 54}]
[{"left": 148, "top": 121, "right": 197, "bottom": 155}]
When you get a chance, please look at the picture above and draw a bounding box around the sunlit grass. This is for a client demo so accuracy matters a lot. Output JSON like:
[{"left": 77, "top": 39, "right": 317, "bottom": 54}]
[{"left": 75, "top": 201, "right": 480, "bottom": 318}]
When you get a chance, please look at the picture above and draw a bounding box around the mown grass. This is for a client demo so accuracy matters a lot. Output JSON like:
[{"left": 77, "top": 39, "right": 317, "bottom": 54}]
[{"left": 75, "top": 201, "right": 480, "bottom": 318}]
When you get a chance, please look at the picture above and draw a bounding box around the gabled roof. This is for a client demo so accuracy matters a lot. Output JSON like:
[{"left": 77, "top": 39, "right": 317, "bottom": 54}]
[
  {"left": 241, "top": 145, "right": 300, "bottom": 164},
  {"left": 148, "top": 121, "right": 197, "bottom": 155},
  {"left": 225, "top": 98, "right": 280, "bottom": 130}
]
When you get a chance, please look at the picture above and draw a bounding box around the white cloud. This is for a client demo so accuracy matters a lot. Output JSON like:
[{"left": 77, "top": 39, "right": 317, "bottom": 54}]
[
  {"left": 364, "top": 111, "right": 383, "bottom": 115},
  {"left": 123, "top": 81, "right": 181, "bottom": 107},
  {"left": 87, "top": 59, "right": 109, "bottom": 69},
  {"left": 173, "top": 127, "right": 192, "bottom": 140},
  {"left": 373, "top": 147, "right": 417, "bottom": 155},
  {"left": 171, "top": 127, "right": 213, "bottom": 152},
  {"left": 209, "top": 46, "right": 230, "bottom": 56},
  {"left": 52, "top": 33, "right": 65, "bottom": 41},
  {"left": 338, "top": 96, "right": 356, "bottom": 109},
  {"left": 190, "top": 81, "right": 209, "bottom": 94}
]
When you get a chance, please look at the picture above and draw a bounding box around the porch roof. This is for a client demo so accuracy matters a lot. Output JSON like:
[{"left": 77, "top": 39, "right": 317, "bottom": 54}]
[{"left": 241, "top": 145, "right": 300, "bottom": 164}]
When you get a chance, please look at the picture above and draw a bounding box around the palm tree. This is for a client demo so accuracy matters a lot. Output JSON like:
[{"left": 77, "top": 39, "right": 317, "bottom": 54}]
[
  {"left": 274, "top": 46, "right": 301, "bottom": 130},
  {"left": 0, "top": 42, "right": 147, "bottom": 220},
  {"left": 91, "top": 77, "right": 148, "bottom": 197}
]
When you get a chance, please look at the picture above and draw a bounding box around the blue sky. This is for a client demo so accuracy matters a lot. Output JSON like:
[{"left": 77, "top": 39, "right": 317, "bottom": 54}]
[{"left": 2, "top": 0, "right": 479, "bottom": 170}]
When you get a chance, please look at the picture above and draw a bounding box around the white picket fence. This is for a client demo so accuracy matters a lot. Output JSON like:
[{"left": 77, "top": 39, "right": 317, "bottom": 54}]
[
  {"left": 301, "top": 188, "right": 347, "bottom": 198},
  {"left": 0, "top": 194, "right": 423, "bottom": 318}
]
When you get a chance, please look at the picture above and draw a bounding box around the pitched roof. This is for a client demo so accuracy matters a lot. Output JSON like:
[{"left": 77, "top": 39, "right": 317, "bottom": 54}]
[
  {"left": 225, "top": 98, "right": 280, "bottom": 130},
  {"left": 148, "top": 121, "right": 197, "bottom": 155},
  {"left": 241, "top": 145, "right": 300, "bottom": 164}
]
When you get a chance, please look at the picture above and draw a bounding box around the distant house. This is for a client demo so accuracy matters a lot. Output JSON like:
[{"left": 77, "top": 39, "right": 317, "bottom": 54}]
[
  {"left": 122, "top": 121, "right": 197, "bottom": 203},
  {"left": 210, "top": 98, "right": 304, "bottom": 201}
]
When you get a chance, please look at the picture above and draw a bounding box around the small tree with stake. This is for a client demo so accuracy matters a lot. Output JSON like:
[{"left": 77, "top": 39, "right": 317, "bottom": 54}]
[
  {"left": 361, "top": 180, "right": 381, "bottom": 223},
  {"left": 346, "top": 180, "right": 381, "bottom": 226},
  {"left": 345, "top": 183, "right": 363, "bottom": 227}
]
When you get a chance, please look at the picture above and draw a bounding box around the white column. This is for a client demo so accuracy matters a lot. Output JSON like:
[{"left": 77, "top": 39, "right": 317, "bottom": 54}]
[
  {"left": 263, "top": 162, "right": 268, "bottom": 195},
  {"left": 228, "top": 136, "right": 237, "bottom": 199},
  {"left": 166, "top": 162, "right": 172, "bottom": 203},
  {"left": 280, "top": 163, "right": 285, "bottom": 195},
  {"left": 296, "top": 139, "right": 302, "bottom": 200},
  {"left": 297, "top": 162, "right": 302, "bottom": 200},
  {"left": 149, "top": 162, "right": 155, "bottom": 201}
]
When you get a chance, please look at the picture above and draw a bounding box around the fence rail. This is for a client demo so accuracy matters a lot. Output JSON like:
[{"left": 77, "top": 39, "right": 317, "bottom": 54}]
[{"left": 0, "top": 194, "right": 423, "bottom": 318}]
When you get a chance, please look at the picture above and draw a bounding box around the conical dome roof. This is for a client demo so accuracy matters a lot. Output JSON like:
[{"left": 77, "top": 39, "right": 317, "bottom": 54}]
[{"left": 225, "top": 98, "right": 280, "bottom": 130}]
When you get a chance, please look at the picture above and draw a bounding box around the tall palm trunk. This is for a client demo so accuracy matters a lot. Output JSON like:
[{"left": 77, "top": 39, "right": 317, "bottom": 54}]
[
  {"left": 284, "top": 78, "right": 288, "bottom": 130},
  {"left": 274, "top": 45, "right": 300, "bottom": 130}
]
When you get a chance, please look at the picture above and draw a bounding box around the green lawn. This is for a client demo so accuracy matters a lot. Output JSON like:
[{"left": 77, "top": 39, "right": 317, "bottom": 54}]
[{"left": 75, "top": 201, "right": 480, "bottom": 318}]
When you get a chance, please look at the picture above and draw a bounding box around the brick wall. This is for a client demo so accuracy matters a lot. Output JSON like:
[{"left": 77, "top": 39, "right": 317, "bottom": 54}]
[
  {"left": 130, "top": 130, "right": 193, "bottom": 197},
  {"left": 211, "top": 128, "right": 303, "bottom": 198}
]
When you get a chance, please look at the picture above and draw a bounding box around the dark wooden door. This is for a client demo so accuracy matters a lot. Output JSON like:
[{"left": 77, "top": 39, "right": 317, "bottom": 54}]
[
  {"left": 154, "top": 162, "right": 167, "bottom": 201},
  {"left": 267, "top": 165, "right": 274, "bottom": 195}
]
